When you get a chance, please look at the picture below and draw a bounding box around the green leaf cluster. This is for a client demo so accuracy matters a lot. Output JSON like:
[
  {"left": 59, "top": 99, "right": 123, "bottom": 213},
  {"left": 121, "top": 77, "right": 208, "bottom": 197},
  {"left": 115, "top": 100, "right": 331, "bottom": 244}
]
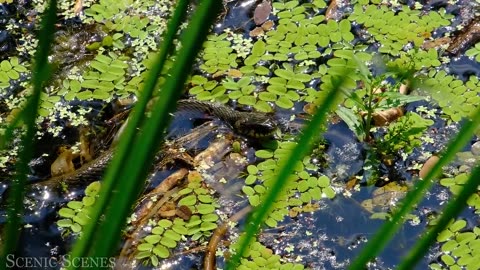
[
  {"left": 189, "top": 75, "right": 227, "bottom": 103},
  {"left": 135, "top": 218, "right": 187, "bottom": 266},
  {"left": 349, "top": 4, "right": 452, "bottom": 55},
  {"left": 200, "top": 33, "right": 239, "bottom": 74},
  {"left": 175, "top": 179, "right": 220, "bottom": 239},
  {"left": 105, "top": 15, "right": 150, "bottom": 39},
  {"left": 316, "top": 50, "right": 371, "bottom": 94},
  {"left": 84, "top": 0, "right": 132, "bottom": 22},
  {"left": 0, "top": 57, "right": 28, "bottom": 89},
  {"left": 86, "top": 34, "right": 125, "bottom": 51},
  {"left": 244, "top": 141, "right": 334, "bottom": 227},
  {"left": 388, "top": 48, "right": 442, "bottom": 71},
  {"left": 376, "top": 112, "right": 433, "bottom": 156},
  {"left": 265, "top": 1, "right": 352, "bottom": 59},
  {"left": 431, "top": 220, "right": 480, "bottom": 270},
  {"left": 57, "top": 181, "right": 101, "bottom": 234},
  {"left": 236, "top": 240, "right": 305, "bottom": 270},
  {"left": 466, "top": 43, "right": 480, "bottom": 62},
  {"left": 424, "top": 72, "right": 480, "bottom": 122},
  {"left": 223, "top": 76, "right": 274, "bottom": 112},
  {"left": 440, "top": 173, "right": 480, "bottom": 214},
  {"left": 58, "top": 53, "right": 129, "bottom": 101},
  {"left": 136, "top": 177, "right": 220, "bottom": 266},
  {"left": 38, "top": 92, "right": 61, "bottom": 117}
]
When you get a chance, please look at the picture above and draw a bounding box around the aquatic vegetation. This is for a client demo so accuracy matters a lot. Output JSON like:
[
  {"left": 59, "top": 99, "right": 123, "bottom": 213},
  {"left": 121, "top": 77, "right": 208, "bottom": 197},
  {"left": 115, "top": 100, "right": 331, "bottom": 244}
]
[
  {"left": 57, "top": 181, "right": 101, "bottom": 234},
  {"left": 244, "top": 141, "right": 334, "bottom": 228},
  {"left": 423, "top": 72, "right": 480, "bottom": 122},
  {"left": 233, "top": 239, "right": 304, "bottom": 270},
  {"left": 59, "top": 53, "right": 130, "bottom": 101},
  {"left": 440, "top": 173, "right": 480, "bottom": 214},
  {"left": 189, "top": 75, "right": 228, "bottom": 103},
  {"left": 134, "top": 178, "right": 220, "bottom": 266},
  {"left": 348, "top": 3, "right": 452, "bottom": 56},
  {"left": 337, "top": 71, "right": 424, "bottom": 141},
  {"left": 200, "top": 33, "right": 241, "bottom": 74},
  {"left": 2, "top": 0, "right": 480, "bottom": 269},
  {"left": 430, "top": 220, "right": 480, "bottom": 270},
  {"left": 465, "top": 43, "right": 480, "bottom": 62},
  {"left": 0, "top": 57, "right": 28, "bottom": 89}
]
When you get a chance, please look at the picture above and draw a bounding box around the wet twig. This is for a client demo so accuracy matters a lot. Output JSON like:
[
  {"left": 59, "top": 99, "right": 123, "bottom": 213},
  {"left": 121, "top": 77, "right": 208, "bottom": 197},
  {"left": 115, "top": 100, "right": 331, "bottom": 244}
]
[{"left": 204, "top": 206, "right": 252, "bottom": 270}]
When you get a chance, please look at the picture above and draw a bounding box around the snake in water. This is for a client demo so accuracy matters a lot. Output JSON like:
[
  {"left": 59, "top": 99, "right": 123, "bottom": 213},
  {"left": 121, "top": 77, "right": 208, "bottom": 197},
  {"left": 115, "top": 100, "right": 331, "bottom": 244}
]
[{"left": 31, "top": 99, "right": 278, "bottom": 188}]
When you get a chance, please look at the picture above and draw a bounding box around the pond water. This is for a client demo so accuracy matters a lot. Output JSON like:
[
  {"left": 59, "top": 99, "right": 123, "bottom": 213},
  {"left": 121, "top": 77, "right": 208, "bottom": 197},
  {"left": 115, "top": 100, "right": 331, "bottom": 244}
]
[{"left": 1, "top": 0, "right": 480, "bottom": 269}]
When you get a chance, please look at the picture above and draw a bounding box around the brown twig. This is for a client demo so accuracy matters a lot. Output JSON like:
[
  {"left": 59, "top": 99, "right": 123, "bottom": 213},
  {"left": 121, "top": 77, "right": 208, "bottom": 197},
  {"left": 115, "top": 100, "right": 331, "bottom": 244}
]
[{"left": 204, "top": 206, "right": 252, "bottom": 270}]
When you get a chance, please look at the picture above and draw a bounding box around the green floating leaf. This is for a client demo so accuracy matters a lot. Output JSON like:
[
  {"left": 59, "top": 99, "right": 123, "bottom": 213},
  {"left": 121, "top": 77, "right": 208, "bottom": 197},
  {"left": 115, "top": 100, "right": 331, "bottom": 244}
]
[
  {"left": 275, "top": 96, "right": 294, "bottom": 109},
  {"left": 152, "top": 245, "right": 170, "bottom": 258},
  {"left": 255, "top": 150, "right": 274, "bottom": 159},
  {"left": 160, "top": 237, "right": 177, "bottom": 248},
  {"left": 59, "top": 208, "right": 76, "bottom": 218},
  {"left": 196, "top": 204, "right": 215, "bottom": 214},
  {"left": 238, "top": 95, "right": 257, "bottom": 106},
  {"left": 178, "top": 194, "right": 197, "bottom": 206}
]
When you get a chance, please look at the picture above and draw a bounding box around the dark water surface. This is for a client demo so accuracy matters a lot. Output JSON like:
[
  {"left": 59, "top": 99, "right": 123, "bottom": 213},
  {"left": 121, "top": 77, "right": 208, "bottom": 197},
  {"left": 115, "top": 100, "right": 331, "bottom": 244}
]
[{"left": 1, "top": 0, "right": 480, "bottom": 269}]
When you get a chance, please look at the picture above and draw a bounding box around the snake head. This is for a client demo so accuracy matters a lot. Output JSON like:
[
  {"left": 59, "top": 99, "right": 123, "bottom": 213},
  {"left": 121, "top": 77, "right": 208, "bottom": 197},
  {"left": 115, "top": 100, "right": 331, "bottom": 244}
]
[{"left": 234, "top": 114, "right": 278, "bottom": 138}]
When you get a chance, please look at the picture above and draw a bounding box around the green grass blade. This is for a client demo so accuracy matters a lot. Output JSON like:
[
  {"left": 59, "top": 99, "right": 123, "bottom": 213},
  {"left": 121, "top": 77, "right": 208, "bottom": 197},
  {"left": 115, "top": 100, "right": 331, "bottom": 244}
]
[
  {"left": 67, "top": 0, "right": 190, "bottom": 261},
  {"left": 397, "top": 165, "right": 480, "bottom": 270},
  {"left": 227, "top": 74, "right": 348, "bottom": 269},
  {"left": 89, "top": 0, "right": 221, "bottom": 258},
  {"left": 67, "top": 0, "right": 221, "bottom": 263},
  {"left": 0, "top": 0, "right": 57, "bottom": 268},
  {"left": 348, "top": 108, "right": 480, "bottom": 269}
]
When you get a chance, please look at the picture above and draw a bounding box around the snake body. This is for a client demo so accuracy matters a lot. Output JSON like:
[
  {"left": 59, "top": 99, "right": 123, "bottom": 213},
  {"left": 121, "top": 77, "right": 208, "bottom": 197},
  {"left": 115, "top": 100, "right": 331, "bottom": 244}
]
[
  {"left": 176, "top": 100, "right": 277, "bottom": 138},
  {"left": 32, "top": 100, "right": 277, "bottom": 188}
]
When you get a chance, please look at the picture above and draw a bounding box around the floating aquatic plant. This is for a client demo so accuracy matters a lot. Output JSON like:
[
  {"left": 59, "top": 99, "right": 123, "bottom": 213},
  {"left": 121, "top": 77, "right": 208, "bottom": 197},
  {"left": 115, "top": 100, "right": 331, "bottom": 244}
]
[
  {"left": 189, "top": 75, "right": 228, "bottom": 103},
  {"left": 200, "top": 33, "right": 240, "bottom": 74},
  {"left": 465, "top": 43, "right": 480, "bottom": 62},
  {"left": 57, "top": 181, "right": 101, "bottom": 234},
  {"left": 349, "top": 4, "right": 452, "bottom": 56},
  {"left": 440, "top": 173, "right": 480, "bottom": 214},
  {"left": 0, "top": 57, "right": 29, "bottom": 89},
  {"left": 245, "top": 141, "right": 334, "bottom": 228},
  {"left": 423, "top": 72, "right": 480, "bottom": 122},
  {"left": 233, "top": 239, "right": 305, "bottom": 270},
  {"left": 135, "top": 177, "right": 220, "bottom": 266},
  {"left": 430, "top": 219, "right": 480, "bottom": 270}
]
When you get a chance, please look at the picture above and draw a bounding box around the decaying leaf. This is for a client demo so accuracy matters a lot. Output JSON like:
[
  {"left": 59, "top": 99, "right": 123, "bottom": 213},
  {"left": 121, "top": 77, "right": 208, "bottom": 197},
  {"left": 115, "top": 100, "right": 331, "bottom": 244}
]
[
  {"left": 227, "top": 69, "right": 243, "bottom": 78},
  {"left": 371, "top": 107, "right": 404, "bottom": 126},
  {"left": 73, "top": 0, "right": 84, "bottom": 15},
  {"left": 79, "top": 127, "right": 92, "bottom": 163},
  {"left": 176, "top": 205, "right": 193, "bottom": 221},
  {"left": 422, "top": 37, "right": 451, "bottom": 50},
  {"left": 159, "top": 202, "right": 177, "bottom": 218},
  {"left": 51, "top": 147, "right": 77, "bottom": 177},
  {"left": 249, "top": 27, "right": 265, "bottom": 37},
  {"left": 253, "top": 0, "right": 271, "bottom": 25},
  {"left": 325, "top": 0, "right": 338, "bottom": 21},
  {"left": 419, "top": 155, "right": 439, "bottom": 179},
  {"left": 261, "top": 20, "right": 274, "bottom": 31}
]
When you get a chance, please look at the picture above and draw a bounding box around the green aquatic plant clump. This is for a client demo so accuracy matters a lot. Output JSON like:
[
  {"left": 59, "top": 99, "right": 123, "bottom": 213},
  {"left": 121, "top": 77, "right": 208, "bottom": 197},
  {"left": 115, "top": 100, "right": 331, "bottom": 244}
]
[
  {"left": 135, "top": 177, "right": 220, "bottom": 266},
  {"left": 244, "top": 141, "right": 334, "bottom": 228},
  {"left": 430, "top": 220, "right": 480, "bottom": 270},
  {"left": 234, "top": 239, "right": 305, "bottom": 270},
  {"left": 200, "top": 33, "right": 241, "bottom": 75},
  {"left": 348, "top": 3, "right": 452, "bottom": 56},
  {"left": 422, "top": 72, "right": 480, "bottom": 122},
  {"left": 440, "top": 173, "right": 480, "bottom": 214},
  {"left": 57, "top": 181, "right": 101, "bottom": 234},
  {"left": 0, "top": 57, "right": 28, "bottom": 89}
]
